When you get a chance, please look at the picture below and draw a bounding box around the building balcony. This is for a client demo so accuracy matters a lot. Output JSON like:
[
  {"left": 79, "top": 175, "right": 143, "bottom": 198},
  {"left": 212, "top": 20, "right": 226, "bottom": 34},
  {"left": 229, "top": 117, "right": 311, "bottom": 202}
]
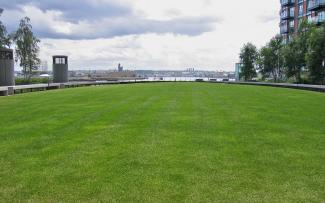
[
  {"left": 280, "top": 22, "right": 295, "bottom": 34},
  {"left": 281, "top": 11, "right": 295, "bottom": 20},
  {"left": 308, "top": 0, "right": 325, "bottom": 11},
  {"left": 316, "top": 15, "right": 325, "bottom": 24},
  {"left": 306, "top": 14, "right": 325, "bottom": 25},
  {"left": 280, "top": 26, "right": 289, "bottom": 34},
  {"left": 280, "top": 0, "right": 295, "bottom": 6},
  {"left": 308, "top": 16, "right": 317, "bottom": 23}
]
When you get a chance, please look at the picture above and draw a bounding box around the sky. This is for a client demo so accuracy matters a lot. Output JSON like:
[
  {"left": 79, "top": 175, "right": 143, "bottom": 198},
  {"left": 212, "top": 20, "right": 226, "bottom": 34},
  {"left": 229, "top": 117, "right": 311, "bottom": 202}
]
[{"left": 0, "top": 0, "right": 280, "bottom": 71}]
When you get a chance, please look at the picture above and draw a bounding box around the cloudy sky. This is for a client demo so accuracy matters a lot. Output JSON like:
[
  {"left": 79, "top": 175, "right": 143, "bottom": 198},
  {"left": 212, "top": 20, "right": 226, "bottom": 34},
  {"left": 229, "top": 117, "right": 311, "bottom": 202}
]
[{"left": 0, "top": 0, "right": 280, "bottom": 71}]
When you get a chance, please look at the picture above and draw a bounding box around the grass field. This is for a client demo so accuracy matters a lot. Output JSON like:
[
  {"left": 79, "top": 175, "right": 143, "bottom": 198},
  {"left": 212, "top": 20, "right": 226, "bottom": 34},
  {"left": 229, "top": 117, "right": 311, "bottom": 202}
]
[{"left": 0, "top": 82, "right": 324, "bottom": 202}]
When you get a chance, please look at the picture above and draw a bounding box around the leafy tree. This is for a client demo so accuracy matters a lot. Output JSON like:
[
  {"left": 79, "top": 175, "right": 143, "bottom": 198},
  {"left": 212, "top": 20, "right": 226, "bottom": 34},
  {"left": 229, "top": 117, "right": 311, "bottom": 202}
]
[
  {"left": 258, "top": 35, "right": 284, "bottom": 82},
  {"left": 306, "top": 23, "right": 325, "bottom": 85},
  {"left": 258, "top": 46, "right": 273, "bottom": 80},
  {"left": 12, "top": 17, "right": 41, "bottom": 80},
  {"left": 0, "top": 8, "right": 11, "bottom": 48},
  {"left": 282, "top": 40, "right": 301, "bottom": 82},
  {"left": 239, "top": 43, "right": 258, "bottom": 81},
  {"left": 283, "top": 20, "right": 312, "bottom": 83}
]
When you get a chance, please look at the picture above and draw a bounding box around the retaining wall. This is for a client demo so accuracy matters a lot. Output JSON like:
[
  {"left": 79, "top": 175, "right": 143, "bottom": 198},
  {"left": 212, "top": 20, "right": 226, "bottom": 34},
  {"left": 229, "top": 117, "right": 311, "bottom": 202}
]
[{"left": 1, "top": 80, "right": 325, "bottom": 97}]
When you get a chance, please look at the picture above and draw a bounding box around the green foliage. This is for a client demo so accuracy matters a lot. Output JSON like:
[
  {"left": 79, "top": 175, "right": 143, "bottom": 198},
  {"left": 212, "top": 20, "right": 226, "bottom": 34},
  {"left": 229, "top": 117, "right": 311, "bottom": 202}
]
[
  {"left": 242, "top": 20, "right": 325, "bottom": 85},
  {"left": 12, "top": 17, "right": 41, "bottom": 80},
  {"left": 0, "top": 8, "right": 11, "bottom": 48},
  {"left": 0, "top": 83, "right": 325, "bottom": 202},
  {"left": 283, "top": 20, "right": 313, "bottom": 83},
  {"left": 258, "top": 35, "right": 285, "bottom": 82},
  {"left": 282, "top": 40, "right": 302, "bottom": 82},
  {"left": 15, "top": 77, "right": 50, "bottom": 85},
  {"left": 239, "top": 43, "right": 258, "bottom": 81},
  {"left": 306, "top": 23, "right": 325, "bottom": 85}
]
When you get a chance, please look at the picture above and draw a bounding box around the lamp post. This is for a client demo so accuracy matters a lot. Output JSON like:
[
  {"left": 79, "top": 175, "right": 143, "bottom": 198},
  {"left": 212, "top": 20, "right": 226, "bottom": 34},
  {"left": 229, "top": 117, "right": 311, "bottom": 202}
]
[{"left": 322, "top": 59, "right": 325, "bottom": 85}]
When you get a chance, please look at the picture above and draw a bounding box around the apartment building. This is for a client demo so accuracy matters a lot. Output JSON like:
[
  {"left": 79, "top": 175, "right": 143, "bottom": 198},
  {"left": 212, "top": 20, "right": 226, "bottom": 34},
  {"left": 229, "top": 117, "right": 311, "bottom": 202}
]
[{"left": 280, "top": 0, "right": 325, "bottom": 43}]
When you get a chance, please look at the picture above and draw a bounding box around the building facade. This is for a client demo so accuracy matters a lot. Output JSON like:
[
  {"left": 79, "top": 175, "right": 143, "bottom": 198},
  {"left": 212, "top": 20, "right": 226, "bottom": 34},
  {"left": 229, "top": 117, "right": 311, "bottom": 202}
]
[
  {"left": 118, "top": 63, "right": 123, "bottom": 72},
  {"left": 235, "top": 63, "right": 242, "bottom": 82},
  {"left": 280, "top": 0, "right": 325, "bottom": 43}
]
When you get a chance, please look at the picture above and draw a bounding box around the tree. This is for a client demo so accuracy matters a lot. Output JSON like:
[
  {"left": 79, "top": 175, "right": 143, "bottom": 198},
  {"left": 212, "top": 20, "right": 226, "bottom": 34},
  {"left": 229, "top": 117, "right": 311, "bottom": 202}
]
[
  {"left": 239, "top": 43, "right": 258, "bottom": 81},
  {"left": 13, "top": 17, "right": 41, "bottom": 80},
  {"left": 283, "top": 20, "right": 312, "bottom": 83},
  {"left": 258, "top": 46, "right": 273, "bottom": 80},
  {"left": 0, "top": 8, "right": 11, "bottom": 48},
  {"left": 258, "top": 35, "right": 284, "bottom": 82},
  {"left": 306, "top": 23, "right": 325, "bottom": 85},
  {"left": 282, "top": 40, "right": 301, "bottom": 82}
]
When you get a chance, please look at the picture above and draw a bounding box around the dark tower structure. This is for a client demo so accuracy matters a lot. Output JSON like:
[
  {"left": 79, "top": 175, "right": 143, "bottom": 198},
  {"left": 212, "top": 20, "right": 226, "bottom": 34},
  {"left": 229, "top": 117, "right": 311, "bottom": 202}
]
[
  {"left": 0, "top": 48, "right": 15, "bottom": 86},
  {"left": 53, "top": 55, "right": 69, "bottom": 83}
]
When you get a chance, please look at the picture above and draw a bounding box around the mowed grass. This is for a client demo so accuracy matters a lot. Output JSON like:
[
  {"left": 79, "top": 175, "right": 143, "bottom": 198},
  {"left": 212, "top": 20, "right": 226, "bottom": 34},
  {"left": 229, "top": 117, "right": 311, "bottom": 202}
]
[{"left": 0, "top": 82, "right": 324, "bottom": 202}]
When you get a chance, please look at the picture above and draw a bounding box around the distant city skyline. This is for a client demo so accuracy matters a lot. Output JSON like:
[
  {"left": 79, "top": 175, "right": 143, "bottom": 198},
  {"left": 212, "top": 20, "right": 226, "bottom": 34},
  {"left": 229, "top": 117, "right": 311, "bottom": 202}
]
[{"left": 1, "top": 0, "right": 280, "bottom": 71}]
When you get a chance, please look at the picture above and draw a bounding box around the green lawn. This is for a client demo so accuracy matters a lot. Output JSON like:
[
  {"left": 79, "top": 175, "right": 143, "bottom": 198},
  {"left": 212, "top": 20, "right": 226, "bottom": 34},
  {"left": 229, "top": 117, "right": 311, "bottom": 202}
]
[{"left": 0, "top": 83, "right": 324, "bottom": 202}]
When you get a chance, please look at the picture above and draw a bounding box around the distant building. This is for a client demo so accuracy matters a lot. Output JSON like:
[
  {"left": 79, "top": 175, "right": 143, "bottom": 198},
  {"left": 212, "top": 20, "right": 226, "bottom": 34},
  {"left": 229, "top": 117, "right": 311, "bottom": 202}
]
[
  {"left": 107, "top": 71, "right": 136, "bottom": 78},
  {"left": 235, "top": 63, "right": 242, "bottom": 81},
  {"left": 186, "top": 68, "right": 195, "bottom": 72},
  {"left": 118, "top": 63, "right": 123, "bottom": 72},
  {"left": 280, "top": 0, "right": 325, "bottom": 43}
]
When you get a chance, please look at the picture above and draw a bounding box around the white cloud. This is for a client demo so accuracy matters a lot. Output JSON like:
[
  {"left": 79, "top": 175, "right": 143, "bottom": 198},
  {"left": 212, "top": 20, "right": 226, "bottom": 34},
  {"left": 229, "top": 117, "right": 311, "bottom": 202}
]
[{"left": 0, "top": 0, "right": 280, "bottom": 71}]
